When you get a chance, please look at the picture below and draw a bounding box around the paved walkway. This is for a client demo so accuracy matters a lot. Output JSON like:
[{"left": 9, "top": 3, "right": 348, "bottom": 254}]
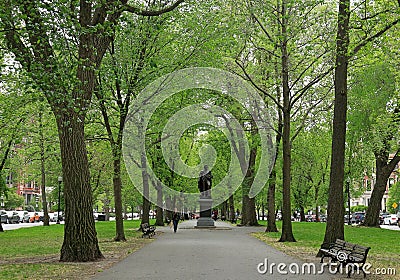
[{"left": 94, "top": 220, "right": 334, "bottom": 280}]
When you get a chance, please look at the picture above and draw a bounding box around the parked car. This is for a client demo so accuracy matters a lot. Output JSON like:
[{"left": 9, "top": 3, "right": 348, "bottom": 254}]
[
  {"left": 344, "top": 214, "right": 349, "bottom": 224},
  {"left": 7, "top": 211, "right": 20, "bottom": 224},
  {"left": 379, "top": 212, "right": 390, "bottom": 225},
  {"left": 50, "top": 212, "right": 63, "bottom": 222},
  {"left": 29, "top": 212, "right": 40, "bottom": 223},
  {"left": 15, "top": 211, "right": 30, "bottom": 223},
  {"left": 305, "top": 214, "right": 316, "bottom": 222},
  {"left": 49, "top": 213, "right": 57, "bottom": 222},
  {"left": 383, "top": 214, "right": 398, "bottom": 225},
  {"left": 37, "top": 212, "right": 44, "bottom": 222},
  {"left": 351, "top": 212, "right": 365, "bottom": 224},
  {"left": 0, "top": 210, "right": 8, "bottom": 224},
  {"left": 397, "top": 212, "right": 400, "bottom": 228}
]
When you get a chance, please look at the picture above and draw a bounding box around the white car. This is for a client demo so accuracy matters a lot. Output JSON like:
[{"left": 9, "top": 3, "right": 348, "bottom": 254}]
[
  {"left": 15, "top": 211, "right": 30, "bottom": 223},
  {"left": 125, "top": 212, "right": 140, "bottom": 220},
  {"left": 383, "top": 214, "right": 398, "bottom": 225}
]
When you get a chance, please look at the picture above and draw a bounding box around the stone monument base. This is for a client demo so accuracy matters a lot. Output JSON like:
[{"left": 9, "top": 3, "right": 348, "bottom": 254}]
[
  {"left": 195, "top": 217, "right": 215, "bottom": 228},
  {"left": 196, "top": 198, "right": 215, "bottom": 228}
]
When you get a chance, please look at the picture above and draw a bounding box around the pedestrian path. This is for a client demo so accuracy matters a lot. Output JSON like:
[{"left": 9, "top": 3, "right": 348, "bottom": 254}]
[{"left": 94, "top": 220, "right": 333, "bottom": 280}]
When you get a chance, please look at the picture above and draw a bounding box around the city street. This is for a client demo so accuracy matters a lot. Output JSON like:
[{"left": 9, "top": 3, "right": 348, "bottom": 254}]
[
  {"left": 2, "top": 221, "right": 399, "bottom": 231},
  {"left": 380, "top": 224, "right": 400, "bottom": 231},
  {"left": 1, "top": 221, "right": 64, "bottom": 231}
]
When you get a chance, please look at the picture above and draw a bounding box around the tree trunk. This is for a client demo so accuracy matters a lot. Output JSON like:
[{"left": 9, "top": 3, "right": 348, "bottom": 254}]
[
  {"left": 322, "top": 0, "right": 350, "bottom": 249},
  {"left": 266, "top": 76, "right": 282, "bottom": 232},
  {"left": 300, "top": 206, "right": 305, "bottom": 222},
  {"left": 279, "top": 0, "right": 295, "bottom": 242},
  {"left": 113, "top": 156, "right": 126, "bottom": 241},
  {"left": 279, "top": 106, "right": 295, "bottom": 241},
  {"left": 58, "top": 115, "right": 103, "bottom": 262},
  {"left": 241, "top": 135, "right": 258, "bottom": 226},
  {"left": 314, "top": 185, "right": 320, "bottom": 222},
  {"left": 221, "top": 200, "right": 227, "bottom": 220},
  {"left": 266, "top": 168, "right": 278, "bottom": 232},
  {"left": 229, "top": 195, "right": 235, "bottom": 222},
  {"left": 40, "top": 150, "right": 50, "bottom": 226},
  {"left": 95, "top": 90, "right": 127, "bottom": 240},
  {"left": 0, "top": 126, "right": 19, "bottom": 233},
  {"left": 315, "top": 186, "right": 320, "bottom": 222},
  {"left": 261, "top": 202, "right": 265, "bottom": 221},
  {"left": 155, "top": 182, "right": 164, "bottom": 226},
  {"left": 141, "top": 151, "right": 150, "bottom": 225},
  {"left": 165, "top": 195, "right": 173, "bottom": 222},
  {"left": 39, "top": 111, "right": 50, "bottom": 226},
  {"left": 364, "top": 152, "right": 400, "bottom": 226}
]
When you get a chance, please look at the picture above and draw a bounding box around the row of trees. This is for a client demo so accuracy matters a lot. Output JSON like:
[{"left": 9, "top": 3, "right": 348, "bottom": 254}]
[{"left": 1, "top": 0, "right": 399, "bottom": 261}]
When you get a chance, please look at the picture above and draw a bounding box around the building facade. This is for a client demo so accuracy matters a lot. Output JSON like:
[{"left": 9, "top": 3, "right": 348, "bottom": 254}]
[{"left": 351, "top": 155, "right": 399, "bottom": 212}]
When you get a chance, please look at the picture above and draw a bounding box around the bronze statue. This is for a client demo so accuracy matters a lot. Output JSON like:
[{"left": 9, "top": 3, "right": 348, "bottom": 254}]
[{"left": 198, "top": 165, "right": 212, "bottom": 198}]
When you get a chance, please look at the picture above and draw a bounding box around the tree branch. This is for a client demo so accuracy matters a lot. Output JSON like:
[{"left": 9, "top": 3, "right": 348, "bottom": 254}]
[
  {"left": 350, "top": 17, "right": 400, "bottom": 58},
  {"left": 291, "top": 66, "right": 334, "bottom": 106},
  {"left": 235, "top": 60, "right": 283, "bottom": 111},
  {"left": 123, "top": 0, "right": 185, "bottom": 16}
]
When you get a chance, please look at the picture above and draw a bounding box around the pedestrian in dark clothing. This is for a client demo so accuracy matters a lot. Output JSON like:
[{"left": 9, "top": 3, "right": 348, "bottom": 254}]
[{"left": 172, "top": 211, "right": 180, "bottom": 233}]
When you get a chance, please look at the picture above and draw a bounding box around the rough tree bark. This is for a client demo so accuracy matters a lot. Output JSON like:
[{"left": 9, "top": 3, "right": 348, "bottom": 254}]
[
  {"left": 57, "top": 114, "right": 103, "bottom": 261},
  {"left": 364, "top": 151, "right": 400, "bottom": 226},
  {"left": 266, "top": 98, "right": 282, "bottom": 233},
  {"left": 39, "top": 111, "right": 50, "bottom": 226},
  {"left": 155, "top": 182, "right": 164, "bottom": 226},
  {"left": 1, "top": 0, "right": 184, "bottom": 261},
  {"left": 322, "top": 0, "right": 399, "bottom": 248},
  {"left": 112, "top": 153, "right": 125, "bottom": 241},
  {"left": 266, "top": 168, "right": 278, "bottom": 232},
  {"left": 141, "top": 150, "right": 151, "bottom": 225},
  {"left": 322, "top": 0, "right": 350, "bottom": 247},
  {"left": 241, "top": 120, "right": 259, "bottom": 226},
  {"left": 95, "top": 82, "right": 128, "bottom": 241},
  {"left": 229, "top": 194, "right": 235, "bottom": 223},
  {"left": 241, "top": 144, "right": 258, "bottom": 226},
  {"left": 0, "top": 120, "right": 23, "bottom": 233},
  {"left": 279, "top": 0, "right": 295, "bottom": 242}
]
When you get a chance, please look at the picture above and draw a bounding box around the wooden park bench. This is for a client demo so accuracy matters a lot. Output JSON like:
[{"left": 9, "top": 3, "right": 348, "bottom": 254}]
[
  {"left": 319, "top": 239, "right": 371, "bottom": 278},
  {"left": 140, "top": 223, "right": 156, "bottom": 238}
]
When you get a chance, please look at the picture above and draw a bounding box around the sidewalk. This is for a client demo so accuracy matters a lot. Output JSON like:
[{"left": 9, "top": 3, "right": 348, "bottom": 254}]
[{"left": 93, "top": 220, "right": 333, "bottom": 280}]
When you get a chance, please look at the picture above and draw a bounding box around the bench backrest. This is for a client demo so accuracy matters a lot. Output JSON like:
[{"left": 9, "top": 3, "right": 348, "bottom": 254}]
[
  {"left": 336, "top": 239, "right": 370, "bottom": 261},
  {"left": 349, "top": 244, "right": 370, "bottom": 262},
  {"left": 342, "top": 241, "right": 356, "bottom": 252},
  {"left": 141, "top": 223, "right": 149, "bottom": 229},
  {"left": 332, "top": 239, "right": 346, "bottom": 249}
]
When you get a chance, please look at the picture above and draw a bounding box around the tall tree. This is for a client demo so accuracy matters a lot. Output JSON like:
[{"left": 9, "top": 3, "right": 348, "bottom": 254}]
[
  {"left": 0, "top": 0, "right": 184, "bottom": 261},
  {"left": 237, "top": 0, "right": 335, "bottom": 240},
  {"left": 347, "top": 63, "right": 400, "bottom": 226},
  {"left": 323, "top": 0, "right": 400, "bottom": 245}
]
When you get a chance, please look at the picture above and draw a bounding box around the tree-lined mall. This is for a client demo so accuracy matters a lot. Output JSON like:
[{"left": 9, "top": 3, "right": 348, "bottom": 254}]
[{"left": 0, "top": 0, "right": 399, "bottom": 269}]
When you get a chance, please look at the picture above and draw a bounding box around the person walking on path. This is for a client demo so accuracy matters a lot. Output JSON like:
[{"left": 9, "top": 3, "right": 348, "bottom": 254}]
[{"left": 172, "top": 210, "right": 180, "bottom": 233}]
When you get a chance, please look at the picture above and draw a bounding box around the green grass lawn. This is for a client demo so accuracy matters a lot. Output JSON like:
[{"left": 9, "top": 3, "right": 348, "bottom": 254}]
[
  {"left": 1, "top": 220, "right": 398, "bottom": 279},
  {"left": 254, "top": 220, "right": 400, "bottom": 279},
  {"left": 0, "top": 220, "right": 155, "bottom": 280}
]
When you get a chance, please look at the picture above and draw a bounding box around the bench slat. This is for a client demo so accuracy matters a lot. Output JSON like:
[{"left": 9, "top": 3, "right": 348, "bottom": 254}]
[{"left": 319, "top": 239, "right": 370, "bottom": 278}]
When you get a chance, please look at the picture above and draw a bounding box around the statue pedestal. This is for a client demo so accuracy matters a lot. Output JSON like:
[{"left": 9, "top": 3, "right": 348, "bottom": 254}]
[{"left": 196, "top": 198, "right": 215, "bottom": 228}]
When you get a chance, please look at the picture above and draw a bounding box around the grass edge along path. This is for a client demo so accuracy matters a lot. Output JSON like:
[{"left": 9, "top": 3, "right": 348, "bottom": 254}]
[
  {"left": 0, "top": 220, "right": 157, "bottom": 280},
  {"left": 253, "top": 221, "right": 399, "bottom": 280}
]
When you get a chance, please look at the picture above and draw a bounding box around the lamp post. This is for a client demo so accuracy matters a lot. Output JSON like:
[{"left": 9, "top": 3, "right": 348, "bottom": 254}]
[
  {"left": 57, "top": 176, "right": 62, "bottom": 224},
  {"left": 346, "top": 177, "right": 351, "bottom": 225}
]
